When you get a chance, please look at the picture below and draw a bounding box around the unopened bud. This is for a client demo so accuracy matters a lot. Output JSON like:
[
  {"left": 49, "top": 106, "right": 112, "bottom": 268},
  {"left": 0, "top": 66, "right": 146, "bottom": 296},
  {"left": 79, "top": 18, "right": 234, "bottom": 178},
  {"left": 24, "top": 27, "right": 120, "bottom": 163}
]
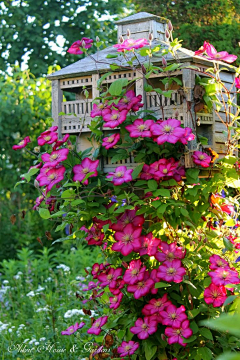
[
  {"left": 197, "top": 118, "right": 201, "bottom": 126},
  {"left": 96, "top": 36, "right": 100, "bottom": 42},
  {"left": 165, "top": 83, "right": 169, "bottom": 90},
  {"left": 119, "top": 35, "right": 124, "bottom": 44},
  {"left": 162, "top": 57, "right": 167, "bottom": 67},
  {"left": 188, "top": 294, "right": 193, "bottom": 301},
  {"left": 34, "top": 146, "right": 40, "bottom": 153},
  {"left": 34, "top": 179, "right": 39, "bottom": 188},
  {"left": 168, "top": 20, "right": 173, "bottom": 31},
  {"left": 161, "top": 334, "right": 166, "bottom": 342},
  {"left": 126, "top": 29, "right": 131, "bottom": 38},
  {"left": 67, "top": 144, "right": 74, "bottom": 151},
  {"left": 165, "top": 29, "right": 170, "bottom": 39},
  {"left": 190, "top": 241, "right": 194, "bottom": 246},
  {"left": 179, "top": 284, "right": 183, "bottom": 292},
  {"left": 81, "top": 39, "right": 86, "bottom": 47},
  {"left": 149, "top": 32, "right": 154, "bottom": 42},
  {"left": 175, "top": 110, "right": 179, "bottom": 118},
  {"left": 203, "top": 237, "right": 207, "bottom": 243}
]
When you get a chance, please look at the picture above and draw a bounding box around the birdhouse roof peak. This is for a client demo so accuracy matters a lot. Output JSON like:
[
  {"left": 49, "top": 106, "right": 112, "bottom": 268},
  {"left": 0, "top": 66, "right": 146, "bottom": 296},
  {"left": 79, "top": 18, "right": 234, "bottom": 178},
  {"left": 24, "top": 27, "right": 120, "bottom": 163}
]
[{"left": 115, "top": 12, "right": 168, "bottom": 26}]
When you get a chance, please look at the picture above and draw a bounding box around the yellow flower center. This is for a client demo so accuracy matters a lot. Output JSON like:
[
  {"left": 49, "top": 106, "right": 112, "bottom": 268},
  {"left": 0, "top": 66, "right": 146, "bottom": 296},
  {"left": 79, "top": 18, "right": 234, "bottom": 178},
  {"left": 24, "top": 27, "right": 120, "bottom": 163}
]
[
  {"left": 107, "top": 137, "right": 114, "bottom": 143},
  {"left": 48, "top": 174, "right": 56, "bottom": 180},
  {"left": 125, "top": 345, "right": 131, "bottom": 351},
  {"left": 19, "top": 140, "right": 25, "bottom": 145},
  {"left": 131, "top": 269, "right": 138, "bottom": 275},
  {"left": 115, "top": 171, "right": 123, "bottom": 178},
  {"left": 162, "top": 168, "right": 168, "bottom": 174},
  {"left": 141, "top": 323, "right": 148, "bottom": 329},
  {"left": 51, "top": 153, "right": 58, "bottom": 160},
  {"left": 171, "top": 313, "right": 177, "bottom": 319},
  {"left": 222, "top": 271, "right": 228, "bottom": 279},
  {"left": 44, "top": 135, "right": 51, "bottom": 141},
  {"left": 199, "top": 155, "right": 205, "bottom": 160},
  {"left": 112, "top": 114, "right": 119, "bottom": 120},
  {"left": 82, "top": 168, "right": 89, "bottom": 174},
  {"left": 107, "top": 274, "right": 114, "bottom": 280},
  {"left": 164, "top": 125, "right": 172, "bottom": 133},
  {"left": 167, "top": 267, "right": 176, "bottom": 275},
  {"left": 137, "top": 124, "right": 146, "bottom": 132},
  {"left": 94, "top": 321, "right": 100, "bottom": 328}
]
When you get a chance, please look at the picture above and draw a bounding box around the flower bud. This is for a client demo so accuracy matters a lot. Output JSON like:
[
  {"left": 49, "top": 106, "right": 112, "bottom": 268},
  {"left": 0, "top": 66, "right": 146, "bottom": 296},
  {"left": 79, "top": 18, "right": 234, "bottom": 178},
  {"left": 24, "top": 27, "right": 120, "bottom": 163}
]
[
  {"left": 168, "top": 20, "right": 173, "bottom": 31},
  {"left": 126, "top": 29, "right": 131, "bottom": 38},
  {"left": 165, "top": 29, "right": 170, "bottom": 39},
  {"left": 81, "top": 39, "right": 86, "bottom": 48},
  {"left": 96, "top": 36, "right": 100, "bottom": 42},
  {"left": 67, "top": 144, "right": 74, "bottom": 151},
  {"left": 174, "top": 110, "right": 179, "bottom": 118},
  {"left": 161, "top": 334, "right": 166, "bottom": 342},
  {"left": 197, "top": 118, "right": 201, "bottom": 126},
  {"left": 203, "top": 237, "right": 207, "bottom": 243},
  {"left": 149, "top": 32, "right": 154, "bottom": 42},
  {"left": 119, "top": 35, "right": 124, "bottom": 44},
  {"left": 34, "top": 179, "right": 39, "bottom": 188},
  {"left": 34, "top": 146, "right": 40, "bottom": 153},
  {"left": 162, "top": 57, "right": 167, "bottom": 67},
  {"left": 179, "top": 284, "right": 183, "bottom": 292},
  {"left": 188, "top": 294, "right": 193, "bottom": 301}
]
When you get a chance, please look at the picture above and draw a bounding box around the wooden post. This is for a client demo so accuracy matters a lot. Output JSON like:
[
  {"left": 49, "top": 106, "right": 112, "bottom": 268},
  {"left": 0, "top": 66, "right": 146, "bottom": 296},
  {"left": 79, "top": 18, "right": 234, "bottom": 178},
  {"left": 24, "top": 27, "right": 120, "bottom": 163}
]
[{"left": 52, "top": 80, "right": 63, "bottom": 138}]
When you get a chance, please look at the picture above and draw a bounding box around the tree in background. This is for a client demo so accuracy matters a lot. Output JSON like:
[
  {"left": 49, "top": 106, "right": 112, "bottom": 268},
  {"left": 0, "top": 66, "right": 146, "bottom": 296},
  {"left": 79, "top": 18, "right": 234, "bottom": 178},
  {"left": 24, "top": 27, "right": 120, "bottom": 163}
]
[
  {"left": 0, "top": 0, "right": 132, "bottom": 77},
  {"left": 132, "top": 0, "right": 240, "bottom": 62}
]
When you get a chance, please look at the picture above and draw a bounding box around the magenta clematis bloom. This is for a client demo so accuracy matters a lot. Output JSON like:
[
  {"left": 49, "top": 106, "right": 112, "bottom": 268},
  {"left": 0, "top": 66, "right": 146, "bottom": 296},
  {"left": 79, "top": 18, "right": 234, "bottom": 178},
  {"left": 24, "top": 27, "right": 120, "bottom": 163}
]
[
  {"left": 12, "top": 136, "right": 31, "bottom": 150},
  {"left": 109, "top": 278, "right": 125, "bottom": 295},
  {"left": 130, "top": 316, "right": 157, "bottom": 339},
  {"left": 142, "top": 294, "right": 171, "bottom": 316},
  {"left": 208, "top": 267, "right": 240, "bottom": 286},
  {"left": 61, "top": 322, "right": 85, "bottom": 335},
  {"left": 112, "top": 223, "right": 142, "bottom": 256},
  {"left": 90, "top": 101, "right": 109, "bottom": 118},
  {"left": 116, "top": 90, "right": 143, "bottom": 112},
  {"left": 73, "top": 158, "right": 99, "bottom": 185},
  {"left": 87, "top": 316, "right": 108, "bottom": 335},
  {"left": 98, "top": 267, "right": 122, "bottom": 288},
  {"left": 205, "top": 43, "right": 237, "bottom": 63},
  {"left": 151, "top": 119, "right": 186, "bottom": 145},
  {"left": 91, "top": 263, "right": 105, "bottom": 279},
  {"left": 220, "top": 203, "right": 235, "bottom": 215},
  {"left": 150, "top": 158, "right": 179, "bottom": 179},
  {"left": 138, "top": 233, "right": 161, "bottom": 256},
  {"left": 126, "top": 119, "right": 154, "bottom": 138},
  {"left": 179, "top": 127, "right": 195, "bottom": 145},
  {"left": 33, "top": 194, "right": 45, "bottom": 210},
  {"left": 102, "top": 133, "right": 120, "bottom": 149},
  {"left": 82, "top": 281, "right": 99, "bottom": 291},
  {"left": 103, "top": 108, "right": 128, "bottom": 128},
  {"left": 67, "top": 38, "right": 93, "bottom": 54},
  {"left": 157, "top": 260, "right": 186, "bottom": 283},
  {"left": 113, "top": 38, "right": 149, "bottom": 52},
  {"left": 173, "top": 165, "right": 185, "bottom": 182},
  {"left": 53, "top": 134, "right": 70, "bottom": 151},
  {"left": 155, "top": 241, "right": 186, "bottom": 263},
  {"left": 140, "top": 164, "right": 153, "bottom": 180},
  {"left": 38, "top": 130, "right": 58, "bottom": 146},
  {"left": 123, "top": 259, "right": 146, "bottom": 285},
  {"left": 209, "top": 255, "right": 229, "bottom": 271},
  {"left": 117, "top": 341, "right": 139, "bottom": 357},
  {"left": 204, "top": 283, "right": 227, "bottom": 307},
  {"left": 81, "top": 225, "right": 104, "bottom": 246},
  {"left": 235, "top": 77, "right": 240, "bottom": 89},
  {"left": 106, "top": 166, "right": 133, "bottom": 186},
  {"left": 127, "top": 271, "right": 154, "bottom": 299},
  {"left": 149, "top": 269, "right": 160, "bottom": 295},
  {"left": 109, "top": 292, "right": 124, "bottom": 310},
  {"left": 41, "top": 149, "right": 69, "bottom": 167},
  {"left": 160, "top": 304, "right": 187, "bottom": 327},
  {"left": 37, "top": 166, "right": 66, "bottom": 192},
  {"left": 192, "top": 151, "right": 211, "bottom": 167},
  {"left": 110, "top": 208, "right": 144, "bottom": 231},
  {"left": 165, "top": 320, "right": 193, "bottom": 347},
  {"left": 194, "top": 41, "right": 210, "bottom": 56}
]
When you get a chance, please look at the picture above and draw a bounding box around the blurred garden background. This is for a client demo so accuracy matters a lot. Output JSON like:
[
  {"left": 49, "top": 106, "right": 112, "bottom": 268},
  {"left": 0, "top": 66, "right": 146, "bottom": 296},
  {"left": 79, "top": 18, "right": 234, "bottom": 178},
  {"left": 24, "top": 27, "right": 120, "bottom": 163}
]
[{"left": 0, "top": 0, "right": 240, "bottom": 358}]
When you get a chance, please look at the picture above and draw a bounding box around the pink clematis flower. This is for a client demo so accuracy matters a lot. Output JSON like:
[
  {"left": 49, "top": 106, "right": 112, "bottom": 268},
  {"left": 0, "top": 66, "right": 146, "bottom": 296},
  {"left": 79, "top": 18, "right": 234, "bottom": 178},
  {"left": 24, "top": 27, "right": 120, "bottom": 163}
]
[
  {"left": 130, "top": 316, "right": 157, "bottom": 339},
  {"left": 38, "top": 130, "right": 58, "bottom": 146},
  {"left": 91, "top": 263, "right": 106, "bottom": 279},
  {"left": 209, "top": 255, "right": 229, "bottom": 270},
  {"left": 116, "top": 90, "right": 143, "bottom": 112},
  {"left": 165, "top": 320, "right": 193, "bottom": 347},
  {"left": 151, "top": 119, "right": 186, "bottom": 145},
  {"left": 204, "top": 283, "right": 227, "bottom": 307},
  {"left": 138, "top": 233, "right": 161, "bottom": 256},
  {"left": 127, "top": 271, "right": 154, "bottom": 299},
  {"left": 235, "top": 77, "right": 240, "bottom": 89},
  {"left": 106, "top": 166, "right": 133, "bottom": 186},
  {"left": 41, "top": 149, "right": 69, "bottom": 167},
  {"left": 192, "top": 151, "right": 211, "bottom": 167},
  {"left": 110, "top": 209, "right": 144, "bottom": 231},
  {"left": 113, "top": 38, "right": 149, "bottom": 52},
  {"left": 112, "top": 223, "right": 142, "bottom": 256},
  {"left": 90, "top": 101, "right": 109, "bottom": 118},
  {"left": 142, "top": 294, "right": 171, "bottom": 316},
  {"left": 179, "top": 127, "right": 195, "bottom": 145},
  {"left": 102, "top": 133, "right": 120, "bottom": 149},
  {"left": 150, "top": 158, "right": 179, "bottom": 179},
  {"left": 155, "top": 242, "right": 186, "bottom": 263},
  {"left": 73, "top": 158, "right": 99, "bottom": 185},
  {"left": 160, "top": 304, "right": 187, "bottom": 327},
  {"left": 33, "top": 194, "right": 45, "bottom": 210},
  {"left": 126, "top": 119, "right": 154, "bottom": 138},
  {"left": 53, "top": 134, "right": 70, "bottom": 151},
  {"left": 37, "top": 166, "right": 66, "bottom": 192},
  {"left": 67, "top": 38, "right": 93, "bottom": 54},
  {"left": 208, "top": 267, "right": 240, "bottom": 286},
  {"left": 109, "top": 292, "right": 124, "bottom": 310},
  {"left": 123, "top": 259, "right": 146, "bottom": 285},
  {"left": 109, "top": 278, "right": 125, "bottom": 295},
  {"left": 12, "top": 136, "right": 31, "bottom": 150},
  {"left": 140, "top": 164, "right": 153, "bottom": 180},
  {"left": 173, "top": 165, "right": 185, "bottom": 182},
  {"left": 220, "top": 203, "right": 235, "bottom": 215},
  {"left": 205, "top": 43, "right": 237, "bottom": 63},
  {"left": 157, "top": 260, "right": 186, "bottom": 283},
  {"left": 87, "top": 316, "right": 108, "bottom": 335},
  {"left": 80, "top": 225, "right": 104, "bottom": 246},
  {"left": 61, "top": 322, "right": 85, "bottom": 335},
  {"left": 98, "top": 267, "right": 122, "bottom": 288},
  {"left": 194, "top": 41, "right": 210, "bottom": 56},
  {"left": 102, "top": 108, "right": 128, "bottom": 128},
  {"left": 117, "top": 341, "right": 139, "bottom": 357},
  {"left": 149, "top": 269, "right": 160, "bottom": 295}
]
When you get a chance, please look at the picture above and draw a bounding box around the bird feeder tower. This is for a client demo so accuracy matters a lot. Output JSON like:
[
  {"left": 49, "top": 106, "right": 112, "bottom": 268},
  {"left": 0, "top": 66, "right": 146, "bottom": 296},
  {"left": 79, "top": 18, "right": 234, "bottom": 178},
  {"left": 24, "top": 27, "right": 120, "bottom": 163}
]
[{"left": 47, "top": 12, "right": 236, "bottom": 170}]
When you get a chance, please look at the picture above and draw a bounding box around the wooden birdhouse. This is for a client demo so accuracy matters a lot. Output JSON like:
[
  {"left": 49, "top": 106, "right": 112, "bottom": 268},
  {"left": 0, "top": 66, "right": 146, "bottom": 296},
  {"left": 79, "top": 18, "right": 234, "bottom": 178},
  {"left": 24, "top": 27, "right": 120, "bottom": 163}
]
[{"left": 47, "top": 11, "right": 236, "bottom": 170}]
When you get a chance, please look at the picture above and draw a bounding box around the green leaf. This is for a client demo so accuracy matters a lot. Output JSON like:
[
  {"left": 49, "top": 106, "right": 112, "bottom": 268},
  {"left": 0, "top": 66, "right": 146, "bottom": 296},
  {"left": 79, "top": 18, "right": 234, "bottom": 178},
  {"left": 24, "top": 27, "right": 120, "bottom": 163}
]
[
  {"left": 97, "top": 72, "right": 113, "bottom": 87},
  {"left": 198, "top": 134, "right": 209, "bottom": 145},
  {"left": 106, "top": 54, "right": 118, "bottom": 58},
  {"left": 108, "top": 78, "right": 128, "bottom": 96},
  {"left": 61, "top": 189, "right": 75, "bottom": 200},
  {"left": 155, "top": 282, "right": 171, "bottom": 288},
  {"left": 223, "top": 237, "right": 234, "bottom": 251},
  {"left": 153, "top": 189, "right": 170, "bottom": 197},
  {"left": 197, "top": 347, "right": 212, "bottom": 360},
  {"left": 164, "top": 63, "right": 181, "bottom": 72},
  {"left": 223, "top": 295, "right": 238, "bottom": 306},
  {"left": 188, "top": 309, "right": 200, "bottom": 319},
  {"left": 199, "top": 328, "right": 213, "bottom": 341},
  {"left": 71, "top": 199, "right": 85, "bottom": 206},
  {"left": 148, "top": 179, "right": 158, "bottom": 191},
  {"left": 50, "top": 211, "right": 66, "bottom": 218},
  {"left": 217, "top": 352, "right": 240, "bottom": 360},
  {"left": 39, "top": 208, "right": 51, "bottom": 219},
  {"left": 182, "top": 335, "right": 197, "bottom": 343},
  {"left": 180, "top": 207, "right": 189, "bottom": 217},
  {"left": 131, "top": 163, "right": 144, "bottom": 180},
  {"left": 14, "top": 180, "right": 26, "bottom": 188},
  {"left": 201, "top": 313, "right": 240, "bottom": 337},
  {"left": 144, "top": 342, "right": 157, "bottom": 360}
]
